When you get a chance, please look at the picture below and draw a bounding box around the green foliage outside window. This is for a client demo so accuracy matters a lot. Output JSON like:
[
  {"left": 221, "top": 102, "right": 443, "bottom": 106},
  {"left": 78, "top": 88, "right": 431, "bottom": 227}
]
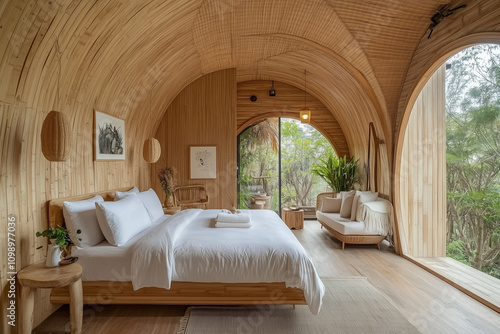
[
  {"left": 238, "top": 118, "right": 334, "bottom": 211},
  {"left": 446, "top": 44, "right": 500, "bottom": 279}
]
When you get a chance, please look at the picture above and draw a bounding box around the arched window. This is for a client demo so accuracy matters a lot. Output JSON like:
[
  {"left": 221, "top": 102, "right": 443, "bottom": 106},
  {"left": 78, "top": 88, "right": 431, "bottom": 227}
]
[{"left": 238, "top": 117, "right": 335, "bottom": 217}]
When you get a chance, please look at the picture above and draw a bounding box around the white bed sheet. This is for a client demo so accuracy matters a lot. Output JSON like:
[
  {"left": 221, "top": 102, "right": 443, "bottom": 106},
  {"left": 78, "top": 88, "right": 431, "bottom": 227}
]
[
  {"left": 73, "top": 209, "right": 324, "bottom": 314},
  {"left": 71, "top": 215, "right": 171, "bottom": 281}
]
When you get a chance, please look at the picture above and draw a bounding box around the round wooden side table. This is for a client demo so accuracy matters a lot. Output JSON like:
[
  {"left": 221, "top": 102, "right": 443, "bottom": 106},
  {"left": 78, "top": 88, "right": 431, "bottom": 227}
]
[{"left": 18, "top": 262, "right": 83, "bottom": 334}]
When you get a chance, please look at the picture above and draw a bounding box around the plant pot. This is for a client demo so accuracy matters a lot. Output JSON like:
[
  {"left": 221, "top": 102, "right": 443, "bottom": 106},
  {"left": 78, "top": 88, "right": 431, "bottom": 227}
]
[{"left": 46, "top": 242, "right": 62, "bottom": 268}]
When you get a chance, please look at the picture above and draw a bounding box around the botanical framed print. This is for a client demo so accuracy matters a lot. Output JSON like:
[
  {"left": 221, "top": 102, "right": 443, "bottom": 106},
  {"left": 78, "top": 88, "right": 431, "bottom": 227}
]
[
  {"left": 190, "top": 146, "right": 216, "bottom": 179},
  {"left": 94, "top": 110, "right": 126, "bottom": 161}
]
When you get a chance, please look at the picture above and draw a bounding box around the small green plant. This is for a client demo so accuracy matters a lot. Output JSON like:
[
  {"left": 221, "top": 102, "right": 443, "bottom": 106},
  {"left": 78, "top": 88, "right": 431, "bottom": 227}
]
[
  {"left": 311, "top": 154, "right": 360, "bottom": 192},
  {"left": 36, "top": 226, "right": 81, "bottom": 252}
]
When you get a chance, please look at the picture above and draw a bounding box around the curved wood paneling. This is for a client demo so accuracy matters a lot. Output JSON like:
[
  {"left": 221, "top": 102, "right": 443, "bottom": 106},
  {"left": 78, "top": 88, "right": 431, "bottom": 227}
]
[
  {"left": 237, "top": 80, "right": 349, "bottom": 158},
  {"left": 153, "top": 69, "right": 237, "bottom": 210},
  {"left": 1, "top": 0, "right": 500, "bottom": 331},
  {"left": 398, "top": 65, "right": 446, "bottom": 257}
]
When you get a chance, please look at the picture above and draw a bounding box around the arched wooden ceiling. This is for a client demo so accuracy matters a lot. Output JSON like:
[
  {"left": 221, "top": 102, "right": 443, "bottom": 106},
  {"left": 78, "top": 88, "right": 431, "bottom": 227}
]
[{"left": 0, "top": 0, "right": 443, "bottom": 154}]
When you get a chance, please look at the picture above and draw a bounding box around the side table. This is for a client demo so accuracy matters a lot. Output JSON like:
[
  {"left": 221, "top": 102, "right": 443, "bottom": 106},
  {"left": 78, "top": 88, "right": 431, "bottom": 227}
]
[
  {"left": 17, "top": 262, "right": 83, "bottom": 334},
  {"left": 163, "top": 206, "right": 181, "bottom": 215},
  {"left": 281, "top": 208, "right": 304, "bottom": 229}
]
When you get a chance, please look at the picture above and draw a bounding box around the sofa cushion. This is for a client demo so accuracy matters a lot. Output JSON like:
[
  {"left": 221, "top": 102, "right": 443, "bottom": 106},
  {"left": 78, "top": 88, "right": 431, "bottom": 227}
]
[
  {"left": 317, "top": 211, "right": 381, "bottom": 235},
  {"left": 321, "top": 197, "right": 342, "bottom": 213}
]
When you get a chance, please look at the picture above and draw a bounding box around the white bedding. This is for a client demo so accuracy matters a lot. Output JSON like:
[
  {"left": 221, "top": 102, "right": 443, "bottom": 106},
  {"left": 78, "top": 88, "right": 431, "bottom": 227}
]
[{"left": 74, "top": 209, "right": 324, "bottom": 314}]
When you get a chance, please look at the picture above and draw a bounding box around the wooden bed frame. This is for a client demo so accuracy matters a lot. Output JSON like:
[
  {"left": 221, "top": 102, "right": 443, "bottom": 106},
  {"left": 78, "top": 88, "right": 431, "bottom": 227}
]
[
  {"left": 316, "top": 192, "right": 385, "bottom": 250},
  {"left": 47, "top": 188, "right": 306, "bottom": 306}
]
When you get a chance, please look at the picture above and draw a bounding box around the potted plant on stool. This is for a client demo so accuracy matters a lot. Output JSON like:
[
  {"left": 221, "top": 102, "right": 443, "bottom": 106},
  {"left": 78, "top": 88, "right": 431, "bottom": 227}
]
[{"left": 36, "top": 227, "right": 81, "bottom": 267}]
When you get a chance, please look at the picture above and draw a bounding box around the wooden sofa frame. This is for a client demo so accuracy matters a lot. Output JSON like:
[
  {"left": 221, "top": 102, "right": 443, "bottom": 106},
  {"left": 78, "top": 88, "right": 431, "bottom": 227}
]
[
  {"left": 47, "top": 188, "right": 306, "bottom": 306},
  {"left": 316, "top": 192, "right": 385, "bottom": 250}
]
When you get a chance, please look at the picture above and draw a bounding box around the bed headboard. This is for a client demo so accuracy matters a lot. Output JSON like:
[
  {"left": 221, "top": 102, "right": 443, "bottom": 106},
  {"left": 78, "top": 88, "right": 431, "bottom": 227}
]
[{"left": 47, "top": 187, "right": 134, "bottom": 228}]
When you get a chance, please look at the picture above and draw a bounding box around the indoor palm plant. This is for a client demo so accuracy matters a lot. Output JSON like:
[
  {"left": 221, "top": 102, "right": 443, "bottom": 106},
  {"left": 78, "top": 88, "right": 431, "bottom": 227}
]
[{"left": 311, "top": 154, "right": 360, "bottom": 192}]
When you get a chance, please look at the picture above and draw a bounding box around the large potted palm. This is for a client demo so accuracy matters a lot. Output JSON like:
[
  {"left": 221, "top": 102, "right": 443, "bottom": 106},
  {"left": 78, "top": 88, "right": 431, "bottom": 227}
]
[{"left": 311, "top": 154, "right": 360, "bottom": 192}]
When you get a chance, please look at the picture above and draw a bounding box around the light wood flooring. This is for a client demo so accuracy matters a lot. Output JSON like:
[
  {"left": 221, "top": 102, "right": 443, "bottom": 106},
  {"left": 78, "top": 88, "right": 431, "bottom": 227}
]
[
  {"left": 409, "top": 256, "right": 500, "bottom": 313},
  {"left": 34, "top": 220, "right": 500, "bottom": 333}
]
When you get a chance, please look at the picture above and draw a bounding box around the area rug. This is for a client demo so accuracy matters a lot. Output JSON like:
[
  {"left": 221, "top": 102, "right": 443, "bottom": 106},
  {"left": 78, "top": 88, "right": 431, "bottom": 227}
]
[{"left": 177, "top": 277, "right": 420, "bottom": 334}]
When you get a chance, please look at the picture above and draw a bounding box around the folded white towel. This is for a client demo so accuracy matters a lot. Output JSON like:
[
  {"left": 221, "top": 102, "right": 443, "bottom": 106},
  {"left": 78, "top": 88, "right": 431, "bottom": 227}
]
[
  {"left": 215, "top": 221, "right": 252, "bottom": 228},
  {"left": 216, "top": 212, "right": 251, "bottom": 224}
]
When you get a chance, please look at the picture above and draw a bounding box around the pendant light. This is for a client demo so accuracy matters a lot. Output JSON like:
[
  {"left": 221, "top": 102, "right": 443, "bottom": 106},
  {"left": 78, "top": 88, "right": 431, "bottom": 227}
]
[
  {"left": 143, "top": 84, "right": 161, "bottom": 163},
  {"left": 300, "top": 70, "right": 311, "bottom": 123},
  {"left": 41, "top": 40, "right": 72, "bottom": 161}
]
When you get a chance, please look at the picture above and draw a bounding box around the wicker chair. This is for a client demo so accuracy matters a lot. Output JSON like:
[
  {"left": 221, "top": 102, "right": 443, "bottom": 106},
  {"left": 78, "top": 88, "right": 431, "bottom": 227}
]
[{"left": 173, "top": 185, "right": 209, "bottom": 209}]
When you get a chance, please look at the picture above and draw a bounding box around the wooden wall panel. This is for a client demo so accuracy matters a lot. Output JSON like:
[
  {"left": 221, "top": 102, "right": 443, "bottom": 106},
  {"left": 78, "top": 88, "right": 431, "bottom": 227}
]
[
  {"left": 153, "top": 69, "right": 237, "bottom": 210},
  {"left": 399, "top": 65, "right": 446, "bottom": 257},
  {"left": 237, "top": 80, "right": 350, "bottom": 159},
  {"left": 0, "top": 105, "right": 151, "bottom": 334}
]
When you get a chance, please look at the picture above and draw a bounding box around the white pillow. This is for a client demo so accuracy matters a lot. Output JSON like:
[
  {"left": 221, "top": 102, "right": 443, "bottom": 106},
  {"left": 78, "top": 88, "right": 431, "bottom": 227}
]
[
  {"left": 321, "top": 197, "right": 342, "bottom": 213},
  {"left": 114, "top": 186, "right": 139, "bottom": 201},
  {"left": 358, "top": 191, "right": 378, "bottom": 204},
  {"left": 137, "top": 188, "right": 164, "bottom": 222},
  {"left": 95, "top": 196, "right": 152, "bottom": 246},
  {"left": 340, "top": 193, "right": 355, "bottom": 218},
  {"left": 63, "top": 195, "right": 105, "bottom": 247},
  {"left": 351, "top": 190, "right": 378, "bottom": 220},
  {"left": 356, "top": 191, "right": 379, "bottom": 221}
]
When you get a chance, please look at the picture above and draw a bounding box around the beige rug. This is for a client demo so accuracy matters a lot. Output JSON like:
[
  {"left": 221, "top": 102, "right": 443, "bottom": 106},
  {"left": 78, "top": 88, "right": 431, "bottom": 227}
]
[{"left": 177, "top": 277, "right": 420, "bottom": 334}]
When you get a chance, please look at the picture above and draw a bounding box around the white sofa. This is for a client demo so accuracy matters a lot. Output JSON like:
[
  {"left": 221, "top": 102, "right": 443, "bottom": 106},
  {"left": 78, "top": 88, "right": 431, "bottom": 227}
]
[{"left": 316, "top": 192, "right": 393, "bottom": 249}]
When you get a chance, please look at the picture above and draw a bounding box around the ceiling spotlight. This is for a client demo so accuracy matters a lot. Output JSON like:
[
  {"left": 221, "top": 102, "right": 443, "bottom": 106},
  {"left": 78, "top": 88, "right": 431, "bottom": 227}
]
[{"left": 269, "top": 81, "right": 276, "bottom": 97}]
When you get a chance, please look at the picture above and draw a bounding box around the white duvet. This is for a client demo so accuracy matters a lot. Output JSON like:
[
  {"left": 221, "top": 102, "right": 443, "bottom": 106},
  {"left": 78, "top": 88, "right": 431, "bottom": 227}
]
[{"left": 131, "top": 209, "right": 324, "bottom": 314}]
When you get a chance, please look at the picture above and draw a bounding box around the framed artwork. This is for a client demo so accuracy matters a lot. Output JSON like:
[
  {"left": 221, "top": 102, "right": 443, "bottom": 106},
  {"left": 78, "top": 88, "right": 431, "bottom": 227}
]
[
  {"left": 94, "top": 110, "right": 126, "bottom": 161},
  {"left": 190, "top": 146, "right": 216, "bottom": 179}
]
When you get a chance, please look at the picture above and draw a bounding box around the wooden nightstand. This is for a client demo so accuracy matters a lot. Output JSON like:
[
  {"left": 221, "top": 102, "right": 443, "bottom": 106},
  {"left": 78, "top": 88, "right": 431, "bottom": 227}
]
[
  {"left": 281, "top": 208, "right": 304, "bottom": 229},
  {"left": 17, "top": 262, "right": 83, "bottom": 334},
  {"left": 163, "top": 206, "right": 181, "bottom": 215}
]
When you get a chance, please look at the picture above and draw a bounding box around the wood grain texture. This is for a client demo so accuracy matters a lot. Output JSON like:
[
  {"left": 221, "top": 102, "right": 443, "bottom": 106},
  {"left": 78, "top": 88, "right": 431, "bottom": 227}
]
[
  {"left": 281, "top": 208, "right": 304, "bottom": 230},
  {"left": 397, "top": 65, "right": 446, "bottom": 257},
  {"left": 152, "top": 69, "right": 237, "bottom": 210},
  {"left": 18, "top": 263, "right": 83, "bottom": 334},
  {"left": 18, "top": 262, "right": 83, "bottom": 289},
  {"left": 51, "top": 281, "right": 306, "bottom": 306}
]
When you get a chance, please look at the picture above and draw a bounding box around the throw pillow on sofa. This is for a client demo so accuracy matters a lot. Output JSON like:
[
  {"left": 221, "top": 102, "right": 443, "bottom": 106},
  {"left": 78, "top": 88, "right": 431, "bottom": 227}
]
[
  {"left": 321, "top": 197, "right": 342, "bottom": 213},
  {"left": 340, "top": 192, "right": 355, "bottom": 218}
]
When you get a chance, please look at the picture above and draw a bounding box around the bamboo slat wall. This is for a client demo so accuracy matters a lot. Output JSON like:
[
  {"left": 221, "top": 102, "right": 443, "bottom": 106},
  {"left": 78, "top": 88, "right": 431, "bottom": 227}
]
[
  {"left": 152, "top": 69, "right": 237, "bottom": 210},
  {"left": 1, "top": 0, "right": 500, "bottom": 331},
  {"left": 398, "top": 65, "right": 446, "bottom": 257},
  {"left": 237, "top": 80, "right": 350, "bottom": 158}
]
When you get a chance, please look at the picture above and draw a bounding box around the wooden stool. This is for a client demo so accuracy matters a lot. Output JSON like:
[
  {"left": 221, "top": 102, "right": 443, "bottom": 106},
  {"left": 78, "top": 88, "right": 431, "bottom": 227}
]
[
  {"left": 281, "top": 208, "right": 304, "bottom": 229},
  {"left": 18, "top": 262, "right": 83, "bottom": 334}
]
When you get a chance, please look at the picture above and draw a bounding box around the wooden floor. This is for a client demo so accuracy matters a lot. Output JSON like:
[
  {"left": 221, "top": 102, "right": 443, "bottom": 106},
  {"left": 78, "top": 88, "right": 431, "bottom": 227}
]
[
  {"left": 34, "top": 220, "right": 500, "bottom": 333},
  {"left": 409, "top": 255, "right": 500, "bottom": 313}
]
